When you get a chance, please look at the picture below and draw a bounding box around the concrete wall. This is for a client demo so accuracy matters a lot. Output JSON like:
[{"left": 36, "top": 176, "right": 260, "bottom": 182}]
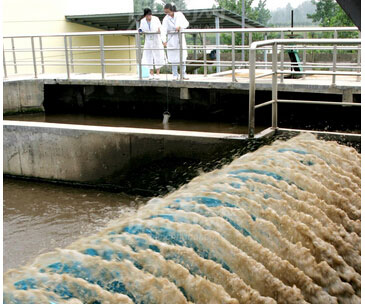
[
  {"left": 3, "top": 121, "right": 246, "bottom": 186},
  {"left": 3, "top": 80, "right": 44, "bottom": 114}
]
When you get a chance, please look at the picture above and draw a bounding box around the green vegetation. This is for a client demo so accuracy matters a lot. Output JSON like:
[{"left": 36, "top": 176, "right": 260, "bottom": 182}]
[
  {"left": 213, "top": 0, "right": 271, "bottom": 57},
  {"left": 269, "top": 0, "right": 355, "bottom": 31},
  {"left": 133, "top": 0, "right": 187, "bottom": 13},
  {"left": 307, "top": 0, "right": 354, "bottom": 27},
  {"left": 215, "top": 0, "right": 271, "bottom": 26},
  {"left": 307, "top": 0, "right": 357, "bottom": 39}
]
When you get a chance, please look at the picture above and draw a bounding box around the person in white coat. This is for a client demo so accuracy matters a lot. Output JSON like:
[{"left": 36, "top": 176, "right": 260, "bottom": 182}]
[
  {"left": 162, "top": 3, "right": 189, "bottom": 80},
  {"left": 139, "top": 8, "right": 165, "bottom": 80}
]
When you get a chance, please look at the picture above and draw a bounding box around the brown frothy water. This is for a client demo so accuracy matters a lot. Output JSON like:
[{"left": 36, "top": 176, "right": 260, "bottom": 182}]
[
  {"left": 3, "top": 178, "right": 149, "bottom": 272},
  {"left": 3, "top": 134, "right": 361, "bottom": 304}
]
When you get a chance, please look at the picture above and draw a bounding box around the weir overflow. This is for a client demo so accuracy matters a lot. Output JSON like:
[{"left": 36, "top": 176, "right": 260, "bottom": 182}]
[
  {"left": 4, "top": 133, "right": 361, "bottom": 304},
  {"left": 3, "top": 23, "right": 361, "bottom": 304}
]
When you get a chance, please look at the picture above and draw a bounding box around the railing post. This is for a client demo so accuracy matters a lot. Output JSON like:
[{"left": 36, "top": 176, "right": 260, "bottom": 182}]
[
  {"left": 332, "top": 30, "right": 337, "bottom": 85},
  {"left": 3, "top": 45, "right": 8, "bottom": 78},
  {"left": 179, "top": 31, "right": 183, "bottom": 81},
  {"left": 11, "top": 38, "right": 17, "bottom": 74},
  {"left": 135, "top": 33, "right": 142, "bottom": 80},
  {"left": 64, "top": 35, "right": 70, "bottom": 79},
  {"left": 241, "top": 31, "right": 245, "bottom": 63},
  {"left": 39, "top": 37, "right": 45, "bottom": 74},
  {"left": 248, "top": 32, "right": 253, "bottom": 69},
  {"left": 68, "top": 36, "right": 74, "bottom": 73},
  {"left": 215, "top": 16, "right": 221, "bottom": 73},
  {"left": 100, "top": 34, "right": 105, "bottom": 79},
  {"left": 248, "top": 32, "right": 252, "bottom": 46},
  {"left": 357, "top": 32, "right": 361, "bottom": 82},
  {"left": 264, "top": 33, "right": 268, "bottom": 69},
  {"left": 193, "top": 34, "right": 198, "bottom": 75},
  {"left": 128, "top": 36, "right": 132, "bottom": 72},
  {"left": 272, "top": 43, "right": 278, "bottom": 129},
  {"left": 232, "top": 32, "right": 236, "bottom": 82},
  {"left": 203, "top": 33, "right": 207, "bottom": 77},
  {"left": 302, "top": 32, "right": 307, "bottom": 79},
  {"left": 248, "top": 46, "right": 256, "bottom": 138},
  {"left": 31, "top": 36, "right": 38, "bottom": 78},
  {"left": 280, "top": 31, "right": 284, "bottom": 83}
]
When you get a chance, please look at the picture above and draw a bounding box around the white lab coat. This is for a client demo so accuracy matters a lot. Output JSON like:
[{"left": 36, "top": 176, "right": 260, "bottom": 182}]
[
  {"left": 139, "top": 16, "right": 165, "bottom": 69},
  {"left": 161, "top": 12, "right": 189, "bottom": 64}
]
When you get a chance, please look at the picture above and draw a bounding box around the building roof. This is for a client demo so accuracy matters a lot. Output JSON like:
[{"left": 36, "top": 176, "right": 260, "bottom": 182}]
[{"left": 65, "top": 8, "right": 264, "bottom": 31}]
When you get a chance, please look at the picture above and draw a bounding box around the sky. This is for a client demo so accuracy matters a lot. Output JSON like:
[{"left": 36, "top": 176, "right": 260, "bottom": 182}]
[{"left": 185, "top": 0, "right": 308, "bottom": 11}]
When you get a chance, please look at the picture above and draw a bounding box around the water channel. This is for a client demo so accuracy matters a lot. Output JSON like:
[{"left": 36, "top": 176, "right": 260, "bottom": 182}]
[
  {"left": 4, "top": 113, "right": 266, "bottom": 134},
  {"left": 3, "top": 178, "right": 149, "bottom": 272},
  {"left": 4, "top": 133, "right": 361, "bottom": 303}
]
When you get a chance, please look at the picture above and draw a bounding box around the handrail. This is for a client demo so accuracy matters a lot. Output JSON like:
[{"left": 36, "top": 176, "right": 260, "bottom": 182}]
[
  {"left": 3, "top": 26, "right": 358, "bottom": 39},
  {"left": 3, "top": 29, "right": 361, "bottom": 138},
  {"left": 250, "top": 38, "right": 361, "bottom": 49},
  {"left": 248, "top": 38, "right": 361, "bottom": 138}
]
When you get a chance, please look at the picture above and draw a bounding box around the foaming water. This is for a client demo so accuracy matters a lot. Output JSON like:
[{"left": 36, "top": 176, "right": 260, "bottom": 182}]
[{"left": 4, "top": 133, "right": 361, "bottom": 303}]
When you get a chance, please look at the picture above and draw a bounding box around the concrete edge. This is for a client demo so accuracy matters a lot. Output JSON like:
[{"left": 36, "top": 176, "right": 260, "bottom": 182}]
[
  {"left": 3, "top": 120, "right": 248, "bottom": 140},
  {"left": 4, "top": 77, "right": 361, "bottom": 94},
  {"left": 254, "top": 127, "right": 277, "bottom": 139},
  {"left": 277, "top": 127, "right": 361, "bottom": 142}
]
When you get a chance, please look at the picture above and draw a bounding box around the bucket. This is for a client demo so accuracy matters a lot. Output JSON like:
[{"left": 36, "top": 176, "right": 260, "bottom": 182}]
[
  {"left": 139, "top": 66, "right": 150, "bottom": 78},
  {"left": 162, "top": 111, "right": 170, "bottom": 124}
]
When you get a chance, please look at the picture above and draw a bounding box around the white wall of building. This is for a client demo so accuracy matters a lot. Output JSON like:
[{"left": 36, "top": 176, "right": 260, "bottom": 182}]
[{"left": 3, "top": 0, "right": 136, "bottom": 75}]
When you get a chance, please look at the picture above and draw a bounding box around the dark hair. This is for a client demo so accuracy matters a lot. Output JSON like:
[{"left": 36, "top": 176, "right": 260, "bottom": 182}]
[
  {"left": 164, "top": 3, "right": 177, "bottom": 12},
  {"left": 143, "top": 8, "right": 152, "bottom": 17}
]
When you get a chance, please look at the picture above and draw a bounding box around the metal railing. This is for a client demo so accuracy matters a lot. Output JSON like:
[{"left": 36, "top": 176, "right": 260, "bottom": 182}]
[
  {"left": 3, "top": 26, "right": 360, "bottom": 81},
  {"left": 248, "top": 38, "right": 361, "bottom": 138},
  {"left": 3, "top": 27, "right": 361, "bottom": 137}
]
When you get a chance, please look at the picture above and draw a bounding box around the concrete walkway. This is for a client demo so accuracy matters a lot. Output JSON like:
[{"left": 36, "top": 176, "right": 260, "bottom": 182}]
[{"left": 4, "top": 69, "right": 361, "bottom": 95}]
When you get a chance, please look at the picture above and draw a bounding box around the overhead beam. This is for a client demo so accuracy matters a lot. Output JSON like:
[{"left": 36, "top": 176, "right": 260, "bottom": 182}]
[
  {"left": 213, "top": 12, "right": 256, "bottom": 28},
  {"left": 66, "top": 9, "right": 264, "bottom": 32},
  {"left": 213, "top": 12, "right": 241, "bottom": 26}
]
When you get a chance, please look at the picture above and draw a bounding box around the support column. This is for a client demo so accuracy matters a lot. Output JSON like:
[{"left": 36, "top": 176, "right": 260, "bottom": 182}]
[
  {"left": 342, "top": 89, "right": 353, "bottom": 103},
  {"left": 180, "top": 87, "right": 190, "bottom": 100}
]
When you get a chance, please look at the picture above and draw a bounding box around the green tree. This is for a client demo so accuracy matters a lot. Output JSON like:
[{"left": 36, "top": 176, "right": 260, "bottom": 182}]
[
  {"left": 214, "top": 0, "right": 271, "bottom": 55},
  {"left": 252, "top": 0, "right": 271, "bottom": 26},
  {"left": 215, "top": 0, "right": 270, "bottom": 25},
  {"left": 156, "top": 0, "right": 187, "bottom": 11},
  {"left": 307, "top": 0, "right": 354, "bottom": 27},
  {"left": 134, "top": 0, "right": 156, "bottom": 13},
  {"left": 155, "top": 3, "right": 164, "bottom": 11},
  {"left": 307, "top": 0, "right": 357, "bottom": 38},
  {"left": 134, "top": 0, "right": 187, "bottom": 12},
  {"left": 215, "top": 0, "right": 255, "bottom": 20}
]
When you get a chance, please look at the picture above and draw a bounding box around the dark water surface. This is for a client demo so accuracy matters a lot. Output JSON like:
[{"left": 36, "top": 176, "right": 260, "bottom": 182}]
[
  {"left": 4, "top": 113, "right": 264, "bottom": 134},
  {"left": 3, "top": 178, "right": 149, "bottom": 272}
]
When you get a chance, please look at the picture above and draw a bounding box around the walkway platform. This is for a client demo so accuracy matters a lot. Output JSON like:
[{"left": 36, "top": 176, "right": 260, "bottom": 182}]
[{"left": 4, "top": 69, "right": 361, "bottom": 96}]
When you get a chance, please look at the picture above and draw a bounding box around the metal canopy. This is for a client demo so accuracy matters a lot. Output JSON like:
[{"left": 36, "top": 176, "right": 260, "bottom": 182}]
[{"left": 65, "top": 9, "right": 263, "bottom": 31}]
